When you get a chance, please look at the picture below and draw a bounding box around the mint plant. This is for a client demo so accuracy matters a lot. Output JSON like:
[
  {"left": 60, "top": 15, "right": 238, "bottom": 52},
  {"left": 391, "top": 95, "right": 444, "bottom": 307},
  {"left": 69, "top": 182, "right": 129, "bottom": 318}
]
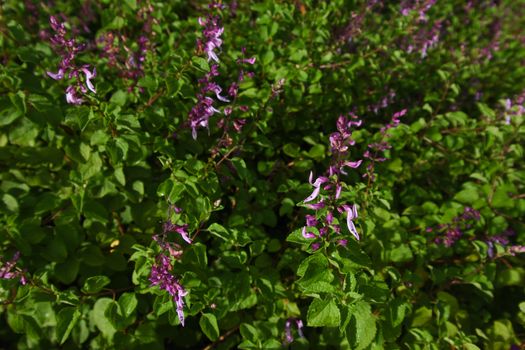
[{"left": 0, "top": 0, "right": 524, "bottom": 349}]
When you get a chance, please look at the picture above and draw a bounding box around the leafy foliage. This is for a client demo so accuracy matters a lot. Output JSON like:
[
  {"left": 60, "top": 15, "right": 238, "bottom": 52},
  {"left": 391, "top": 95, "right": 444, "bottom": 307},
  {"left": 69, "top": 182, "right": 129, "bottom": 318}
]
[{"left": 0, "top": 0, "right": 524, "bottom": 349}]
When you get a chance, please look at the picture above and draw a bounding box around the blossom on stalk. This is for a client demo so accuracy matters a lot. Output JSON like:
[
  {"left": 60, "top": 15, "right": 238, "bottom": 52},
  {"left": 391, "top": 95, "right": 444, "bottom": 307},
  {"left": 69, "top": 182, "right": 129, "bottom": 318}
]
[
  {"left": 299, "top": 113, "right": 363, "bottom": 249},
  {"left": 149, "top": 205, "right": 189, "bottom": 326},
  {"left": 161, "top": 205, "right": 192, "bottom": 245},
  {"left": 368, "top": 89, "right": 396, "bottom": 114},
  {"left": 486, "top": 229, "right": 512, "bottom": 258},
  {"left": 428, "top": 207, "right": 481, "bottom": 247},
  {"left": 0, "top": 252, "right": 27, "bottom": 285},
  {"left": 198, "top": 15, "right": 224, "bottom": 63},
  {"left": 400, "top": 0, "right": 437, "bottom": 21},
  {"left": 304, "top": 172, "right": 329, "bottom": 203},
  {"left": 343, "top": 204, "right": 360, "bottom": 240},
  {"left": 97, "top": 0, "right": 156, "bottom": 91},
  {"left": 502, "top": 90, "right": 525, "bottom": 124},
  {"left": 283, "top": 318, "right": 305, "bottom": 345},
  {"left": 163, "top": 221, "right": 192, "bottom": 244},
  {"left": 149, "top": 253, "right": 187, "bottom": 326},
  {"left": 46, "top": 16, "right": 96, "bottom": 104},
  {"left": 364, "top": 109, "right": 407, "bottom": 181},
  {"left": 189, "top": 5, "right": 229, "bottom": 139},
  {"left": 214, "top": 47, "right": 256, "bottom": 149}
]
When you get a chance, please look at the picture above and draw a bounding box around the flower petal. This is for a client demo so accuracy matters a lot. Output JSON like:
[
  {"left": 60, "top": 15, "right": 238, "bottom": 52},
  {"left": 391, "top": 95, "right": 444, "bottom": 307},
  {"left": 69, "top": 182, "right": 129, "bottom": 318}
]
[
  {"left": 304, "top": 186, "right": 321, "bottom": 203},
  {"left": 346, "top": 214, "right": 360, "bottom": 240}
]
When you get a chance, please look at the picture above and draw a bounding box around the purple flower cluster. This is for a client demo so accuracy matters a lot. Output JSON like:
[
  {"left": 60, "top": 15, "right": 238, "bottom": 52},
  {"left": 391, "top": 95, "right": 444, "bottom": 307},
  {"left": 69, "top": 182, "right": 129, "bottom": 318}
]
[
  {"left": 97, "top": 0, "right": 156, "bottom": 91},
  {"left": 301, "top": 114, "right": 363, "bottom": 249},
  {"left": 407, "top": 20, "right": 442, "bottom": 58},
  {"left": 189, "top": 6, "right": 228, "bottom": 139},
  {"left": 197, "top": 14, "right": 224, "bottom": 63},
  {"left": 189, "top": 64, "right": 227, "bottom": 139},
  {"left": 486, "top": 229, "right": 512, "bottom": 258},
  {"left": 46, "top": 16, "right": 96, "bottom": 105},
  {"left": 215, "top": 48, "right": 256, "bottom": 146},
  {"left": 149, "top": 205, "right": 190, "bottom": 326},
  {"left": 485, "top": 229, "right": 525, "bottom": 258},
  {"left": 335, "top": 1, "right": 381, "bottom": 45},
  {"left": 368, "top": 89, "right": 396, "bottom": 114},
  {"left": 427, "top": 207, "right": 481, "bottom": 247},
  {"left": 364, "top": 109, "right": 407, "bottom": 180},
  {"left": 479, "top": 19, "right": 501, "bottom": 61},
  {"left": 400, "top": 1, "right": 441, "bottom": 58},
  {"left": 503, "top": 90, "right": 525, "bottom": 124},
  {"left": 161, "top": 205, "right": 192, "bottom": 245},
  {"left": 0, "top": 252, "right": 27, "bottom": 285},
  {"left": 283, "top": 318, "right": 304, "bottom": 345},
  {"left": 149, "top": 253, "right": 187, "bottom": 326},
  {"left": 400, "top": 0, "right": 437, "bottom": 21},
  {"left": 328, "top": 114, "right": 363, "bottom": 176},
  {"left": 23, "top": 0, "right": 40, "bottom": 29}
]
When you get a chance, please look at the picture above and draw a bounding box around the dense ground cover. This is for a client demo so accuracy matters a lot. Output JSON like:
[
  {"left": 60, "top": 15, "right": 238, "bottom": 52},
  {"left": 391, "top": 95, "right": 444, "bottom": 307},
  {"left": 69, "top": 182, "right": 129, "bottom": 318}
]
[{"left": 1, "top": 0, "right": 524, "bottom": 348}]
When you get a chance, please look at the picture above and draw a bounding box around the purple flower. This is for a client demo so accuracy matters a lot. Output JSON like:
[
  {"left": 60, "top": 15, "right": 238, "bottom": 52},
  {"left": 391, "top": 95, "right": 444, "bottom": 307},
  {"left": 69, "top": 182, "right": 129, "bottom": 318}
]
[
  {"left": 345, "top": 204, "right": 360, "bottom": 240},
  {"left": 189, "top": 8, "right": 231, "bottom": 139},
  {"left": 198, "top": 16, "right": 224, "bottom": 63},
  {"left": 283, "top": 318, "right": 305, "bottom": 345},
  {"left": 228, "top": 82, "right": 239, "bottom": 98},
  {"left": 326, "top": 211, "right": 334, "bottom": 225},
  {"left": 65, "top": 85, "right": 84, "bottom": 105},
  {"left": 47, "top": 68, "right": 65, "bottom": 80},
  {"left": 311, "top": 242, "right": 322, "bottom": 251},
  {"left": 301, "top": 227, "right": 316, "bottom": 239},
  {"left": 46, "top": 16, "right": 96, "bottom": 104},
  {"left": 284, "top": 320, "right": 294, "bottom": 344},
  {"left": 0, "top": 252, "right": 27, "bottom": 285},
  {"left": 237, "top": 57, "right": 256, "bottom": 65},
  {"left": 149, "top": 253, "right": 187, "bottom": 326},
  {"left": 306, "top": 201, "right": 325, "bottom": 210},
  {"left": 296, "top": 319, "right": 304, "bottom": 337},
  {"left": 305, "top": 214, "right": 318, "bottom": 227},
  {"left": 81, "top": 66, "right": 96, "bottom": 93},
  {"left": 304, "top": 172, "right": 329, "bottom": 203},
  {"left": 163, "top": 221, "right": 192, "bottom": 244}
]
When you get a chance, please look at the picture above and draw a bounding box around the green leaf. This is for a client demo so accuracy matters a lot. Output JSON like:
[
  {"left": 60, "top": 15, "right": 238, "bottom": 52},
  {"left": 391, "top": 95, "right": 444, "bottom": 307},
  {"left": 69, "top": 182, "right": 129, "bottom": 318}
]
[
  {"left": 411, "top": 306, "right": 432, "bottom": 327},
  {"left": 118, "top": 293, "right": 138, "bottom": 318},
  {"left": 240, "top": 323, "right": 259, "bottom": 342},
  {"left": 132, "top": 180, "right": 144, "bottom": 196},
  {"left": 2, "top": 193, "right": 18, "bottom": 212},
  {"left": 283, "top": 143, "right": 301, "bottom": 157},
  {"left": 383, "top": 299, "right": 410, "bottom": 341},
  {"left": 114, "top": 167, "right": 126, "bottom": 186},
  {"left": 91, "top": 298, "right": 116, "bottom": 338},
  {"left": 199, "top": 313, "right": 220, "bottom": 341},
  {"left": 297, "top": 253, "right": 335, "bottom": 293},
  {"left": 9, "top": 91, "right": 26, "bottom": 113},
  {"left": 54, "top": 258, "right": 80, "bottom": 284},
  {"left": 82, "top": 276, "right": 111, "bottom": 294},
  {"left": 307, "top": 298, "right": 340, "bottom": 327},
  {"left": 207, "top": 223, "right": 230, "bottom": 241},
  {"left": 56, "top": 307, "right": 81, "bottom": 345},
  {"left": 496, "top": 268, "right": 525, "bottom": 287},
  {"left": 492, "top": 186, "right": 513, "bottom": 209},
  {"left": 192, "top": 56, "right": 210, "bottom": 72},
  {"left": 347, "top": 301, "right": 377, "bottom": 350},
  {"left": 454, "top": 188, "right": 479, "bottom": 204}
]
